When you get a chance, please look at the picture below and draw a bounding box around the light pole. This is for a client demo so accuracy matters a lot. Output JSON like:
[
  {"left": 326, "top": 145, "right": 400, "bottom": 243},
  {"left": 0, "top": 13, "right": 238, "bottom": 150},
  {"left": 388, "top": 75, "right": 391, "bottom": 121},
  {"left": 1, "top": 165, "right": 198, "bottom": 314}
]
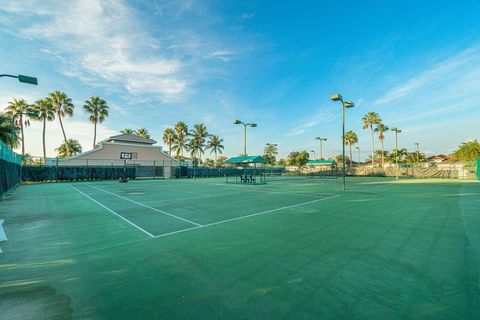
[
  {"left": 233, "top": 120, "right": 257, "bottom": 156},
  {"left": 392, "top": 127, "right": 402, "bottom": 180},
  {"left": 414, "top": 142, "right": 420, "bottom": 164},
  {"left": 0, "top": 74, "right": 38, "bottom": 85},
  {"left": 355, "top": 146, "right": 360, "bottom": 165},
  {"left": 315, "top": 137, "right": 327, "bottom": 160},
  {"left": 310, "top": 150, "right": 316, "bottom": 160},
  {"left": 330, "top": 93, "right": 355, "bottom": 190}
]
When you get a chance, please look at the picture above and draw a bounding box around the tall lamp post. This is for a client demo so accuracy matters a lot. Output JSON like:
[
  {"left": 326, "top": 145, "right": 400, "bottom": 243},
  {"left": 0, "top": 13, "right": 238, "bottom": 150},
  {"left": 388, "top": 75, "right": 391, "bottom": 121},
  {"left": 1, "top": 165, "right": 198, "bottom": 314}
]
[
  {"left": 392, "top": 127, "right": 402, "bottom": 180},
  {"left": 330, "top": 93, "right": 355, "bottom": 190},
  {"left": 233, "top": 120, "right": 257, "bottom": 156},
  {"left": 414, "top": 142, "right": 420, "bottom": 164},
  {"left": 310, "top": 150, "right": 316, "bottom": 160},
  {"left": 355, "top": 146, "right": 360, "bottom": 165},
  {"left": 315, "top": 137, "right": 327, "bottom": 160},
  {"left": 1, "top": 73, "right": 37, "bottom": 152}
]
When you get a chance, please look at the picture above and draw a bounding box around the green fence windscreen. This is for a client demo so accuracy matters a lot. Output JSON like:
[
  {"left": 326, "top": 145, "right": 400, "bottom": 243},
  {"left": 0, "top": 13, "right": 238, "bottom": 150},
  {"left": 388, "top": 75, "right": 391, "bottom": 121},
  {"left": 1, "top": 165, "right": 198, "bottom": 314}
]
[
  {"left": 477, "top": 159, "right": 480, "bottom": 180},
  {"left": 0, "top": 140, "right": 21, "bottom": 196}
]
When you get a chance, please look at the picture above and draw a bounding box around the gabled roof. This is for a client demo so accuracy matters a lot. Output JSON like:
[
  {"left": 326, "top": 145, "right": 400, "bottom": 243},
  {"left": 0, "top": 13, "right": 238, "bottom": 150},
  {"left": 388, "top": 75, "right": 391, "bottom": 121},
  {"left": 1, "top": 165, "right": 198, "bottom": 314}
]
[
  {"left": 225, "top": 156, "right": 267, "bottom": 164},
  {"left": 103, "top": 133, "right": 157, "bottom": 145},
  {"left": 306, "top": 159, "right": 336, "bottom": 165}
]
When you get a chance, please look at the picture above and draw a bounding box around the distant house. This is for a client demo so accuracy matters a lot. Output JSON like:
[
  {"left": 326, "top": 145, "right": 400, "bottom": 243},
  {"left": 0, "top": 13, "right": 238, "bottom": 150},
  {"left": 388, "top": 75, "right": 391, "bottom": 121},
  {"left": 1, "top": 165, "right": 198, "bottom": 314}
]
[
  {"left": 47, "top": 133, "right": 180, "bottom": 178},
  {"left": 305, "top": 159, "right": 336, "bottom": 171},
  {"left": 427, "top": 154, "right": 451, "bottom": 164}
]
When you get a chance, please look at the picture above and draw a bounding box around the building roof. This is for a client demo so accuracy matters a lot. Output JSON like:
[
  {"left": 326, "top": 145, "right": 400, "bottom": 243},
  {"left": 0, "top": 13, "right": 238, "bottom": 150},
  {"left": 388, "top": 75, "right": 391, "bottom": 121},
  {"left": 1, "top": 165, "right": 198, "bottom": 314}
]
[
  {"left": 103, "top": 133, "right": 157, "bottom": 145},
  {"left": 306, "top": 159, "right": 336, "bottom": 165},
  {"left": 225, "top": 156, "right": 267, "bottom": 164}
]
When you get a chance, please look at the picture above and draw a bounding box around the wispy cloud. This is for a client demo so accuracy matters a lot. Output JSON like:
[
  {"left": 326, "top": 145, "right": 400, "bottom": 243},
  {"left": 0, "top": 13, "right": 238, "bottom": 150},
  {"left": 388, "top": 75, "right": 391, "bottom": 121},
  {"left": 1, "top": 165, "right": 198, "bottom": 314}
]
[
  {"left": 287, "top": 111, "right": 336, "bottom": 136},
  {"left": 0, "top": 0, "right": 247, "bottom": 103},
  {"left": 375, "top": 46, "right": 480, "bottom": 105},
  {"left": 241, "top": 13, "right": 255, "bottom": 19}
]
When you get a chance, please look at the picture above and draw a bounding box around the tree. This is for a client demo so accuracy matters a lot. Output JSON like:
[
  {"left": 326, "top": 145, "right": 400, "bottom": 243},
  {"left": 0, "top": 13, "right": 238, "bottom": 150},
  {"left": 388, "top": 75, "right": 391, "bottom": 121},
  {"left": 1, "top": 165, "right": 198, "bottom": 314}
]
[
  {"left": 207, "top": 134, "right": 224, "bottom": 163},
  {"left": 385, "top": 148, "right": 408, "bottom": 163},
  {"left": 83, "top": 96, "right": 109, "bottom": 148},
  {"left": 277, "top": 159, "right": 287, "bottom": 166},
  {"left": 204, "top": 159, "right": 215, "bottom": 167},
  {"left": 49, "top": 91, "right": 74, "bottom": 155},
  {"left": 287, "top": 151, "right": 309, "bottom": 168},
  {"left": 0, "top": 113, "right": 20, "bottom": 148},
  {"left": 121, "top": 128, "right": 134, "bottom": 134},
  {"left": 374, "top": 123, "right": 389, "bottom": 167},
  {"left": 344, "top": 130, "right": 358, "bottom": 167},
  {"left": 173, "top": 121, "right": 189, "bottom": 158},
  {"left": 31, "top": 99, "right": 55, "bottom": 164},
  {"left": 190, "top": 123, "right": 209, "bottom": 162},
  {"left": 405, "top": 151, "right": 426, "bottom": 164},
  {"left": 263, "top": 143, "right": 278, "bottom": 166},
  {"left": 5, "top": 98, "right": 31, "bottom": 155},
  {"left": 55, "top": 139, "right": 83, "bottom": 158},
  {"left": 362, "top": 112, "right": 381, "bottom": 165},
  {"left": 136, "top": 128, "right": 151, "bottom": 139},
  {"left": 452, "top": 140, "right": 480, "bottom": 161},
  {"left": 334, "top": 154, "right": 349, "bottom": 165},
  {"left": 162, "top": 128, "right": 177, "bottom": 156},
  {"left": 22, "top": 153, "right": 33, "bottom": 165},
  {"left": 216, "top": 155, "right": 228, "bottom": 167}
]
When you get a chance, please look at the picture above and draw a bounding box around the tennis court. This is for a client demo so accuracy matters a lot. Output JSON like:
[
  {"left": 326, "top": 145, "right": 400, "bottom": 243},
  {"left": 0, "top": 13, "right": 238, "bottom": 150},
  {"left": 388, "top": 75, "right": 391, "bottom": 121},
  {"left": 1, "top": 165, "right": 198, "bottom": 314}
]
[{"left": 1, "top": 177, "right": 480, "bottom": 319}]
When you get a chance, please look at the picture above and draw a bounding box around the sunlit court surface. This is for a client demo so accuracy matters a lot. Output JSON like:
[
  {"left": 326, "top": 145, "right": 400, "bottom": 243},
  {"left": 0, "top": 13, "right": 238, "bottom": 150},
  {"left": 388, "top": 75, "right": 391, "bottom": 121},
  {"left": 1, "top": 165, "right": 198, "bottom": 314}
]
[{"left": 1, "top": 177, "right": 479, "bottom": 319}]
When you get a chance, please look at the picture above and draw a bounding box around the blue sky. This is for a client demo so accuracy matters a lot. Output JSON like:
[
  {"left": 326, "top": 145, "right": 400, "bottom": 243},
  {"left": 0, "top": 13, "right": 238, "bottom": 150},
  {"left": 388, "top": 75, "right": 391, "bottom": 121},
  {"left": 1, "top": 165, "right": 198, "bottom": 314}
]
[{"left": 1, "top": 0, "right": 479, "bottom": 159}]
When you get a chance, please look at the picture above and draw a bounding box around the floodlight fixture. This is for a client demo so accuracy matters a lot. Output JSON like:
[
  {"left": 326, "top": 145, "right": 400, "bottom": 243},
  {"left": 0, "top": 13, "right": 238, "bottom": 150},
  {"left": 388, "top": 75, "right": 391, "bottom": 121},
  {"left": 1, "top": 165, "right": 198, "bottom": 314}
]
[
  {"left": 0, "top": 74, "right": 38, "bottom": 85},
  {"left": 233, "top": 119, "right": 258, "bottom": 156},
  {"left": 330, "top": 92, "right": 355, "bottom": 190},
  {"left": 330, "top": 93, "right": 343, "bottom": 101}
]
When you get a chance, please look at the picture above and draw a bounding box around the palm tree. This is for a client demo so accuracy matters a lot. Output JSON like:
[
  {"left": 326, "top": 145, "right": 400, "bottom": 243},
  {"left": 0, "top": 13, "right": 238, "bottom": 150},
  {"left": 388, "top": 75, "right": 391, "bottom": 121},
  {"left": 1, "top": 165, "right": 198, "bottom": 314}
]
[
  {"left": 362, "top": 112, "right": 381, "bottom": 165},
  {"left": 206, "top": 134, "right": 224, "bottom": 163},
  {"left": 31, "top": 99, "right": 55, "bottom": 164},
  {"left": 190, "top": 123, "right": 209, "bottom": 162},
  {"left": 162, "top": 128, "right": 177, "bottom": 156},
  {"left": 83, "top": 96, "right": 109, "bottom": 148},
  {"left": 22, "top": 153, "right": 33, "bottom": 165},
  {"left": 374, "top": 123, "right": 389, "bottom": 167},
  {"left": 344, "top": 130, "right": 358, "bottom": 167},
  {"left": 173, "top": 121, "right": 189, "bottom": 158},
  {"left": 121, "top": 128, "right": 134, "bottom": 134},
  {"left": 5, "top": 98, "right": 30, "bottom": 155},
  {"left": 188, "top": 136, "right": 204, "bottom": 165},
  {"left": 55, "top": 138, "right": 83, "bottom": 158},
  {"left": 0, "top": 113, "right": 20, "bottom": 148},
  {"left": 136, "top": 128, "right": 151, "bottom": 139},
  {"left": 49, "top": 91, "right": 74, "bottom": 154}
]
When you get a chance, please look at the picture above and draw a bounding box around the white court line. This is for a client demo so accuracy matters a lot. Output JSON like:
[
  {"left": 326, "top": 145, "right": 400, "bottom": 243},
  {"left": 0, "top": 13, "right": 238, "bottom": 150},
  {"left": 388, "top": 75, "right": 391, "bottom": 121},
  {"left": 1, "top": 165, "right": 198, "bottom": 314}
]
[
  {"left": 175, "top": 189, "right": 211, "bottom": 196},
  {"left": 154, "top": 194, "right": 341, "bottom": 238},
  {"left": 69, "top": 184, "right": 154, "bottom": 238},
  {"left": 87, "top": 184, "right": 202, "bottom": 227},
  {"left": 146, "top": 190, "right": 259, "bottom": 204}
]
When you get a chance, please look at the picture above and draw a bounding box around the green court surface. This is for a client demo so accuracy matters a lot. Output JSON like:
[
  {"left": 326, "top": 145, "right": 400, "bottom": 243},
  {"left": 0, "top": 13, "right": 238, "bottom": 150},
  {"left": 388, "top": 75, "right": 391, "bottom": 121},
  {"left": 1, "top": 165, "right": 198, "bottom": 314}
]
[{"left": 1, "top": 177, "right": 480, "bottom": 319}]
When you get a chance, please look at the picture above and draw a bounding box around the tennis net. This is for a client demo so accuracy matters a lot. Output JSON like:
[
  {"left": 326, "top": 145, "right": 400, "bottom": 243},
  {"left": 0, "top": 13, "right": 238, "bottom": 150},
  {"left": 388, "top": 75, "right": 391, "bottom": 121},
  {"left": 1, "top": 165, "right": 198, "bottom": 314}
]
[{"left": 263, "top": 170, "right": 337, "bottom": 182}]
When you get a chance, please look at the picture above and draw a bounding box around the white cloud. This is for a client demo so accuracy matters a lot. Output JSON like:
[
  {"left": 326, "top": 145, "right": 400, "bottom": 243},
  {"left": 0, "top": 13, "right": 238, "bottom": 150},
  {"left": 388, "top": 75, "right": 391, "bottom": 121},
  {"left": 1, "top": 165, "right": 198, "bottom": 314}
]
[
  {"left": 3, "top": 0, "right": 189, "bottom": 102},
  {"left": 375, "top": 47, "right": 480, "bottom": 105},
  {"left": 287, "top": 111, "right": 336, "bottom": 136},
  {"left": 241, "top": 13, "right": 255, "bottom": 19}
]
